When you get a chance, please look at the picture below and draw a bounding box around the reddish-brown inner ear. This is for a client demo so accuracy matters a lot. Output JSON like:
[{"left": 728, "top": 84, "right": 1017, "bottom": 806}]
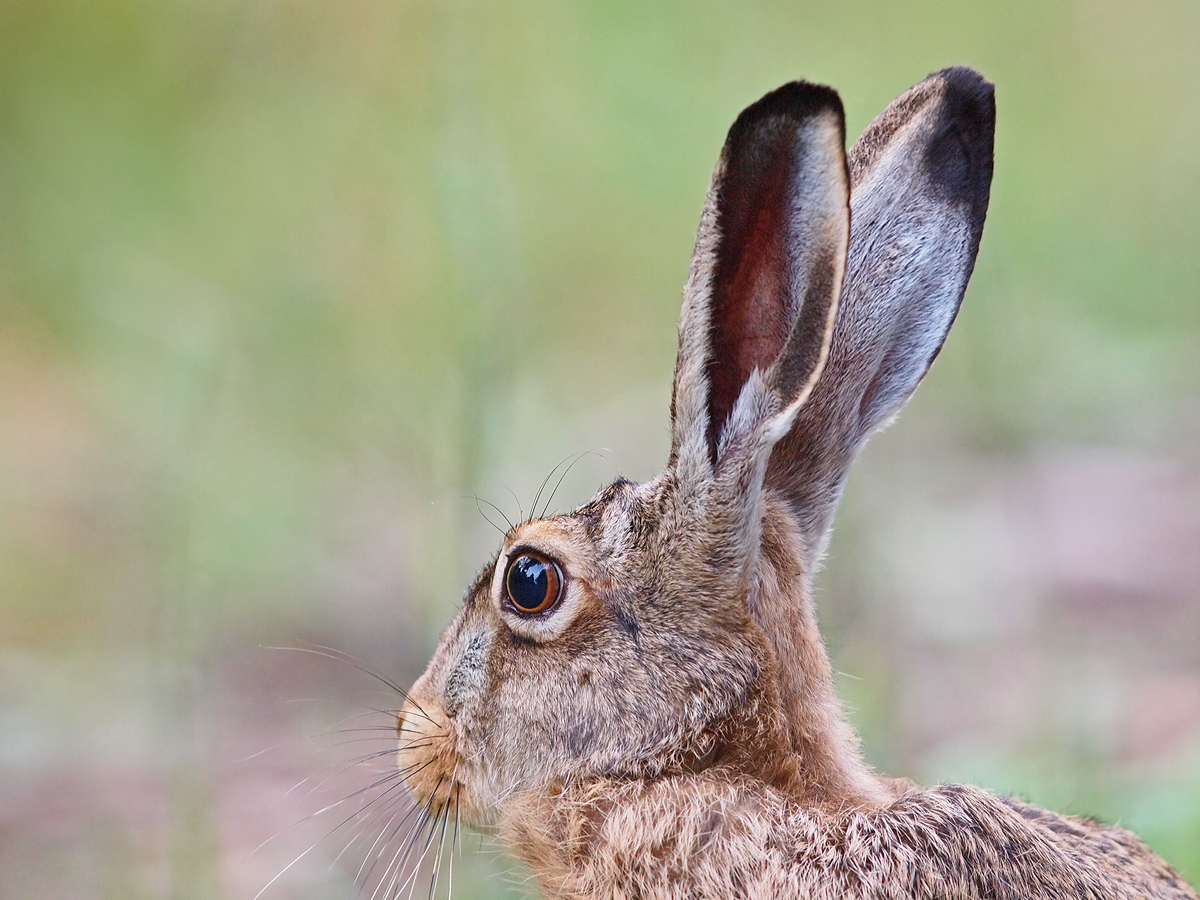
[{"left": 706, "top": 149, "right": 793, "bottom": 460}]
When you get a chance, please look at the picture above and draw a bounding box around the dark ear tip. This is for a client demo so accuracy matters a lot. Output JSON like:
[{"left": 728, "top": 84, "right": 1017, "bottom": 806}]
[
  {"left": 930, "top": 67, "right": 996, "bottom": 193},
  {"left": 728, "top": 80, "right": 846, "bottom": 145},
  {"left": 931, "top": 66, "right": 996, "bottom": 137},
  {"left": 933, "top": 67, "right": 995, "bottom": 104},
  {"left": 920, "top": 67, "right": 995, "bottom": 252}
]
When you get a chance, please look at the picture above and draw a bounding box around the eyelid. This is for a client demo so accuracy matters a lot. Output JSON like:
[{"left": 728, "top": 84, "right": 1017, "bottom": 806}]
[{"left": 505, "top": 543, "right": 546, "bottom": 563}]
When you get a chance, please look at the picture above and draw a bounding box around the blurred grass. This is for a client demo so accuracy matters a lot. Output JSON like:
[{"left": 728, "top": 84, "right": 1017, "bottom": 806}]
[{"left": 1, "top": 0, "right": 1198, "bottom": 896}]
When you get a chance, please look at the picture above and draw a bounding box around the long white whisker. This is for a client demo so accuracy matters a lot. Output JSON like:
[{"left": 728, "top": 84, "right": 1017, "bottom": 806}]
[
  {"left": 428, "top": 764, "right": 456, "bottom": 900},
  {"left": 290, "top": 747, "right": 403, "bottom": 803},
  {"left": 335, "top": 792, "right": 405, "bottom": 883},
  {"left": 264, "top": 644, "right": 432, "bottom": 722},
  {"left": 401, "top": 800, "right": 447, "bottom": 900},
  {"left": 368, "top": 776, "right": 442, "bottom": 900}
]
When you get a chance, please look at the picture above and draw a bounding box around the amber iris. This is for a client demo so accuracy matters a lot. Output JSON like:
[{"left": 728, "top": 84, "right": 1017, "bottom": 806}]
[{"left": 504, "top": 552, "right": 563, "bottom": 614}]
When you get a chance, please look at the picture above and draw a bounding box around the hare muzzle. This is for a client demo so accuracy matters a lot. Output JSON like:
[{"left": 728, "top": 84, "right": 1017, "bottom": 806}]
[{"left": 395, "top": 693, "right": 462, "bottom": 817}]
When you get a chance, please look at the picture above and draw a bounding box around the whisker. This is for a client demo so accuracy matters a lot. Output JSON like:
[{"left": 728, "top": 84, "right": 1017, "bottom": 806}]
[
  {"left": 366, "top": 775, "right": 442, "bottom": 900},
  {"left": 239, "top": 706, "right": 408, "bottom": 768},
  {"left": 285, "top": 747, "right": 405, "bottom": 802},
  {"left": 347, "top": 781, "right": 420, "bottom": 865},
  {"left": 264, "top": 645, "right": 431, "bottom": 721},
  {"left": 502, "top": 484, "right": 524, "bottom": 523},
  {"left": 328, "top": 768, "right": 441, "bottom": 900},
  {"left": 430, "top": 763, "right": 459, "bottom": 900},
  {"left": 471, "top": 496, "right": 508, "bottom": 536},
  {"left": 405, "top": 789, "right": 451, "bottom": 900},
  {"left": 330, "top": 784, "right": 417, "bottom": 887},
  {"left": 376, "top": 780, "right": 443, "bottom": 900},
  {"left": 236, "top": 708, "right": 385, "bottom": 765},
  {"left": 449, "top": 790, "right": 461, "bottom": 900},
  {"left": 540, "top": 451, "right": 585, "bottom": 520},
  {"left": 311, "top": 707, "right": 402, "bottom": 728},
  {"left": 323, "top": 735, "right": 429, "bottom": 753},
  {"left": 528, "top": 454, "right": 571, "bottom": 525},
  {"left": 251, "top": 760, "right": 408, "bottom": 863},
  {"left": 472, "top": 493, "right": 515, "bottom": 532},
  {"left": 402, "top": 798, "right": 448, "bottom": 900},
  {"left": 324, "top": 725, "right": 422, "bottom": 736},
  {"left": 286, "top": 696, "right": 404, "bottom": 719},
  {"left": 275, "top": 758, "right": 430, "bottom": 848},
  {"left": 352, "top": 791, "right": 422, "bottom": 891},
  {"left": 252, "top": 769, "right": 415, "bottom": 900},
  {"left": 236, "top": 737, "right": 300, "bottom": 764},
  {"left": 453, "top": 787, "right": 463, "bottom": 860},
  {"left": 538, "top": 449, "right": 601, "bottom": 520},
  {"left": 316, "top": 705, "right": 439, "bottom": 736},
  {"left": 428, "top": 782, "right": 452, "bottom": 900},
  {"left": 326, "top": 788, "right": 408, "bottom": 877},
  {"left": 398, "top": 725, "right": 442, "bottom": 737}
]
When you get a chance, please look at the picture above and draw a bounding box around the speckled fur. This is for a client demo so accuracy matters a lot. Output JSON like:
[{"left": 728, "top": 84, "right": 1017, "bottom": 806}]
[
  {"left": 396, "top": 68, "right": 1197, "bottom": 899},
  {"left": 506, "top": 780, "right": 1194, "bottom": 900}
]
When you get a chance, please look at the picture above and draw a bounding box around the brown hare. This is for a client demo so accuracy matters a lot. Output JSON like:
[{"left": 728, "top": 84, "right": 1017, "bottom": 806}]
[{"left": 394, "top": 68, "right": 1198, "bottom": 899}]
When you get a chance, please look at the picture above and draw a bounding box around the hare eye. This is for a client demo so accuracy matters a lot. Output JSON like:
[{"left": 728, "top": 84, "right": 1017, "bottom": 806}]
[{"left": 504, "top": 552, "right": 563, "bottom": 615}]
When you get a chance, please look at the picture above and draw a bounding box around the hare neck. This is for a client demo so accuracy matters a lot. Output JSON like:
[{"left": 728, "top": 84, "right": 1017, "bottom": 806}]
[
  {"left": 750, "top": 495, "right": 889, "bottom": 808},
  {"left": 501, "top": 775, "right": 900, "bottom": 900},
  {"left": 499, "top": 776, "right": 759, "bottom": 899}
]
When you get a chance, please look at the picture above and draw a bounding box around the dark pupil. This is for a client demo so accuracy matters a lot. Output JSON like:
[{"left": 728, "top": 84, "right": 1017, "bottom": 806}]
[{"left": 508, "top": 556, "right": 551, "bottom": 611}]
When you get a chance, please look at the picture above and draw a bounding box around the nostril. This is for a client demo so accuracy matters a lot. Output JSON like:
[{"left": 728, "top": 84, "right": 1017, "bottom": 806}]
[{"left": 395, "top": 708, "right": 406, "bottom": 736}]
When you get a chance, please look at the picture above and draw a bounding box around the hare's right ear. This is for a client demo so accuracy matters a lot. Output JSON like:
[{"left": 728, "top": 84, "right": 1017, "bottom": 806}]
[{"left": 769, "top": 67, "right": 996, "bottom": 568}]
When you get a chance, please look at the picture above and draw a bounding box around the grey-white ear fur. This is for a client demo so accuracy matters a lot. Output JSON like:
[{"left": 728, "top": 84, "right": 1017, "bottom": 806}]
[{"left": 767, "top": 66, "right": 996, "bottom": 569}]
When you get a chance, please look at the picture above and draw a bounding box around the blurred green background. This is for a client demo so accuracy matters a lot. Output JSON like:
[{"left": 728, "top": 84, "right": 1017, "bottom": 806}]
[{"left": 2, "top": 0, "right": 1199, "bottom": 897}]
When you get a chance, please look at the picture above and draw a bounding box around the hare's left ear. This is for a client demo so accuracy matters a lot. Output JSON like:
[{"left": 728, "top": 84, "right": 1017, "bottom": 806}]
[{"left": 670, "top": 82, "right": 849, "bottom": 492}]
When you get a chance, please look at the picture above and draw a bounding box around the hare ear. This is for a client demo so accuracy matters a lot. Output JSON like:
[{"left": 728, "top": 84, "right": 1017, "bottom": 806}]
[
  {"left": 768, "top": 67, "right": 996, "bottom": 567},
  {"left": 670, "top": 82, "right": 849, "bottom": 491}
]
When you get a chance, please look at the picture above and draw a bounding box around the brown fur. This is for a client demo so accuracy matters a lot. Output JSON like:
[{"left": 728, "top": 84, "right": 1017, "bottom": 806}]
[
  {"left": 394, "top": 69, "right": 1197, "bottom": 899},
  {"left": 504, "top": 779, "right": 1194, "bottom": 900}
]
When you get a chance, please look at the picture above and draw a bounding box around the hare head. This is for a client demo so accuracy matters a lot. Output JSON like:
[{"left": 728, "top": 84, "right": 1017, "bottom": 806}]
[{"left": 397, "top": 68, "right": 994, "bottom": 832}]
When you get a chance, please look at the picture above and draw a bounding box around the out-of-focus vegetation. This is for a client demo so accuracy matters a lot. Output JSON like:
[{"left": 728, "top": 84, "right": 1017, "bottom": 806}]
[{"left": 1, "top": 1, "right": 1198, "bottom": 897}]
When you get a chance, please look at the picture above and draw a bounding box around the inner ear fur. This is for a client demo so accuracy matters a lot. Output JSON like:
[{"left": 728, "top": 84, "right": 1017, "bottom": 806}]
[{"left": 671, "top": 81, "right": 850, "bottom": 473}]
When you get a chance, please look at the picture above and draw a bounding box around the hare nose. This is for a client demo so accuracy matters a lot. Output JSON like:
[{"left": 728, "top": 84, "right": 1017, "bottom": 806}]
[{"left": 395, "top": 707, "right": 407, "bottom": 735}]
